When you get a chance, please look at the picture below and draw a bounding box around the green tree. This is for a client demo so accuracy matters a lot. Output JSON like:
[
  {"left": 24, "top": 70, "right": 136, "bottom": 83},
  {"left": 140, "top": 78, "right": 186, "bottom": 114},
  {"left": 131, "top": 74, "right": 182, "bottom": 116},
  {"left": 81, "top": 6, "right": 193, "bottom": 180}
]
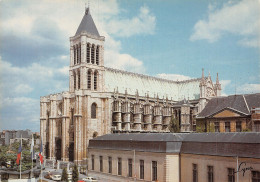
[
  {"left": 72, "top": 165, "right": 79, "bottom": 182},
  {"left": 169, "top": 115, "right": 180, "bottom": 133},
  {"left": 61, "top": 167, "right": 68, "bottom": 182}
]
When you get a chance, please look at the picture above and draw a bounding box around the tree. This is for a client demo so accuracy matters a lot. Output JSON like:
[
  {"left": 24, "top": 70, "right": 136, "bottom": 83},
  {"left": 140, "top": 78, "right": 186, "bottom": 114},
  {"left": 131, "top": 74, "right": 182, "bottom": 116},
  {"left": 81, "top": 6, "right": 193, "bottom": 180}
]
[
  {"left": 72, "top": 165, "right": 79, "bottom": 182},
  {"left": 61, "top": 167, "right": 68, "bottom": 182},
  {"left": 169, "top": 115, "right": 180, "bottom": 133}
]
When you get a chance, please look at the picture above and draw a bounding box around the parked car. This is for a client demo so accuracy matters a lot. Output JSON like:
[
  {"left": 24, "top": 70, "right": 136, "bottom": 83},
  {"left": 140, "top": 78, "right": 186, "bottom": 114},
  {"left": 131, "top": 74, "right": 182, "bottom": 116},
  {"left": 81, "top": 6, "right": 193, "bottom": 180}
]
[
  {"left": 52, "top": 174, "right": 62, "bottom": 181},
  {"left": 44, "top": 172, "right": 52, "bottom": 180},
  {"left": 82, "top": 177, "right": 98, "bottom": 182}
]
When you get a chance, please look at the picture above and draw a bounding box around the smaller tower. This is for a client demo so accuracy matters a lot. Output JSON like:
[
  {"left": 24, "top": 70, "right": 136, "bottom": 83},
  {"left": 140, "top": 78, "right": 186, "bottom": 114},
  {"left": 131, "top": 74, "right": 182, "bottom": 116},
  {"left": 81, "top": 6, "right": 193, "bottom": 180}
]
[{"left": 214, "top": 73, "right": 221, "bottom": 96}]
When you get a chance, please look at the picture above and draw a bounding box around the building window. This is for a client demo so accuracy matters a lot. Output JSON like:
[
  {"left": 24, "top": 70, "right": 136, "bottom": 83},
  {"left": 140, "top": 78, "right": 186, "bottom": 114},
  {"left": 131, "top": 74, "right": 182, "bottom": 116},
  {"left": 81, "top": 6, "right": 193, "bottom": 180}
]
[
  {"left": 225, "top": 122, "right": 230, "bottom": 132},
  {"left": 91, "top": 45, "right": 95, "bottom": 64},
  {"left": 193, "top": 164, "right": 198, "bottom": 182},
  {"left": 77, "top": 45, "right": 79, "bottom": 64},
  {"left": 108, "top": 157, "right": 112, "bottom": 174},
  {"left": 78, "top": 70, "right": 80, "bottom": 89},
  {"left": 73, "top": 72, "right": 76, "bottom": 90},
  {"left": 78, "top": 43, "right": 81, "bottom": 64},
  {"left": 252, "top": 171, "right": 260, "bottom": 182},
  {"left": 228, "top": 168, "right": 235, "bottom": 182},
  {"left": 94, "top": 71, "right": 98, "bottom": 90},
  {"left": 236, "top": 121, "right": 242, "bottom": 132},
  {"left": 99, "top": 156, "right": 103, "bottom": 172},
  {"left": 91, "top": 155, "right": 94, "bottom": 170},
  {"left": 87, "top": 70, "right": 91, "bottom": 89},
  {"left": 73, "top": 46, "right": 76, "bottom": 65},
  {"left": 128, "top": 159, "right": 132, "bottom": 177},
  {"left": 87, "top": 43, "right": 90, "bottom": 63},
  {"left": 152, "top": 161, "right": 157, "bottom": 181},
  {"left": 118, "top": 158, "right": 122, "bottom": 175},
  {"left": 140, "top": 160, "right": 144, "bottom": 179},
  {"left": 208, "top": 166, "right": 214, "bottom": 182},
  {"left": 96, "top": 46, "right": 99, "bottom": 65},
  {"left": 91, "top": 103, "right": 97, "bottom": 119},
  {"left": 214, "top": 122, "right": 219, "bottom": 132}
]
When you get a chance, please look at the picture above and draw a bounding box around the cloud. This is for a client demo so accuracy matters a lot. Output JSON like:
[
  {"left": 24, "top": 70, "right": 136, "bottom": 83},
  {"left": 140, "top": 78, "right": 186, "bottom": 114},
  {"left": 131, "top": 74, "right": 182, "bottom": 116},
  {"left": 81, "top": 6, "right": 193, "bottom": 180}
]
[
  {"left": 14, "top": 84, "right": 34, "bottom": 94},
  {"left": 156, "top": 73, "right": 191, "bottom": 81},
  {"left": 0, "top": 0, "right": 153, "bottom": 71},
  {"left": 105, "top": 50, "right": 145, "bottom": 73},
  {"left": 220, "top": 80, "right": 231, "bottom": 96},
  {"left": 190, "top": 0, "right": 260, "bottom": 48},
  {"left": 237, "top": 83, "right": 260, "bottom": 94},
  {"left": 0, "top": 1, "right": 156, "bottom": 131},
  {"left": 0, "top": 97, "right": 39, "bottom": 131},
  {"left": 106, "top": 5, "right": 156, "bottom": 37}
]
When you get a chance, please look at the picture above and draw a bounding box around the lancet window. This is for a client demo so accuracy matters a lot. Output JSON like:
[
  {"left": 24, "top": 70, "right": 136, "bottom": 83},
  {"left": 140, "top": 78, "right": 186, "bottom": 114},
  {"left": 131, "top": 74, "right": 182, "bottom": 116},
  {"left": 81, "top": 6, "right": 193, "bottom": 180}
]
[
  {"left": 96, "top": 46, "right": 99, "bottom": 65},
  {"left": 87, "top": 69, "right": 92, "bottom": 89},
  {"left": 73, "top": 71, "right": 76, "bottom": 90},
  {"left": 73, "top": 46, "right": 76, "bottom": 65},
  {"left": 78, "top": 43, "right": 81, "bottom": 64},
  {"left": 94, "top": 71, "right": 98, "bottom": 90},
  {"left": 87, "top": 43, "right": 90, "bottom": 63},
  {"left": 78, "top": 70, "right": 80, "bottom": 89},
  {"left": 91, "top": 103, "right": 97, "bottom": 119},
  {"left": 91, "top": 44, "right": 95, "bottom": 64},
  {"left": 76, "top": 45, "right": 79, "bottom": 64}
]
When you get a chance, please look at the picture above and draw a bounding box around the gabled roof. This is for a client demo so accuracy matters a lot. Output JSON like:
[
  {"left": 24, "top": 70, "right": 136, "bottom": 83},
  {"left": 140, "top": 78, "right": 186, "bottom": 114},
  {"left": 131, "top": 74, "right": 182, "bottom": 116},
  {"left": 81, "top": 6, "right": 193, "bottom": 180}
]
[
  {"left": 197, "top": 93, "right": 260, "bottom": 118},
  {"left": 75, "top": 8, "right": 100, "bottom": 37}
]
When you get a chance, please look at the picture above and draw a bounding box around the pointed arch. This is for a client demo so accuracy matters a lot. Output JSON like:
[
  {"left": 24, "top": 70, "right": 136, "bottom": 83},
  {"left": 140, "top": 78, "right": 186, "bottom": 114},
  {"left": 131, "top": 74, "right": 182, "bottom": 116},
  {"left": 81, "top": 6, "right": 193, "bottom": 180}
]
[
  {"left": 91, "top": 103, "right": 97, "bottom": 119},
  {"left": 87, "top": 69, "right": 92, "bottom": 90},
  {"left": 87, "top": 43, "right": 91, "bottom": 63},
  {"left": 91, "top": 44, "right": 95, "bottom": 64},
  {"left": 94, "top": 70, "right": 98, "bottom": 90},
  {"left": 96, "top": 45, "right": 99, "bottom": 65}
]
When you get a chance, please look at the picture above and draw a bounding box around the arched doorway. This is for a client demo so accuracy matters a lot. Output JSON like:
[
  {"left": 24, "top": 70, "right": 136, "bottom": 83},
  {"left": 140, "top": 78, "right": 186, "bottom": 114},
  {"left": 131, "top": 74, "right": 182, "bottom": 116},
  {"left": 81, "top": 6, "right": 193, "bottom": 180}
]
[
  {"left": 45, "top": 142, "right": 49, "bottom": 159},
  {"left": 55, "top": 138, "right": 61, "bottom": 160},
  {"left": 69, "top": 142, "right": 74, "bottom": 162}
]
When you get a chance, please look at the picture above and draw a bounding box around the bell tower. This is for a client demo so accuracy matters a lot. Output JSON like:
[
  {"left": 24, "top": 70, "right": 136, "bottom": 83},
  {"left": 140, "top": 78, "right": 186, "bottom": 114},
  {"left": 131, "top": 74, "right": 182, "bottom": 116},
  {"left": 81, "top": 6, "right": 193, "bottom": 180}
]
[{"left": 69, "top": 7, "right": 105, "bottom": 92}]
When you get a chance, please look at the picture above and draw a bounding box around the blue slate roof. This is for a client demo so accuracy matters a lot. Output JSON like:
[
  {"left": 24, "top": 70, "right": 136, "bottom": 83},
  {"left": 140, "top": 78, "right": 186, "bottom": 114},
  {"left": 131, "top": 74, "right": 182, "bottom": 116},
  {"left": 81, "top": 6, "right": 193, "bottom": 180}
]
[{"left": 75, "top": 8, "right": 100, "bottom": 37}]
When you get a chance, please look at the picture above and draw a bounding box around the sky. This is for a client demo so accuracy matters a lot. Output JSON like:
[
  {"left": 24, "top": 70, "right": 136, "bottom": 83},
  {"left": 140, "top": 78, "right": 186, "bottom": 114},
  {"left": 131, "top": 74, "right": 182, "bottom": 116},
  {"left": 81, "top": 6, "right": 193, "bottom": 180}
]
[{"left": 0, "top": 0, "right": 259, "bottom": 131}]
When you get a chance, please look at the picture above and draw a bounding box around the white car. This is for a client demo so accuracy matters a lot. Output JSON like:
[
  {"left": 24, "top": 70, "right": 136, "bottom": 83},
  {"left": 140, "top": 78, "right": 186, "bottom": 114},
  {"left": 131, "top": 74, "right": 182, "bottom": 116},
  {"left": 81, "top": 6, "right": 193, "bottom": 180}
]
[
  {"left": 82, "top": 177, "right": 98, "bottom": 182},
  {"left": 52, "top": 174, "right": 62, "bottom": 181}
]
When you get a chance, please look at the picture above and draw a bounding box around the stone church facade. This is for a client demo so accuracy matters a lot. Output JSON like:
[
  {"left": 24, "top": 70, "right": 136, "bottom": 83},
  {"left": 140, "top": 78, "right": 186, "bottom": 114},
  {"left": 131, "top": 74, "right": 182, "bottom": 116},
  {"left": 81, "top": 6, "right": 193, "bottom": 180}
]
[{"left": 40, "top": 8, "right": 221, "bottom": 163}]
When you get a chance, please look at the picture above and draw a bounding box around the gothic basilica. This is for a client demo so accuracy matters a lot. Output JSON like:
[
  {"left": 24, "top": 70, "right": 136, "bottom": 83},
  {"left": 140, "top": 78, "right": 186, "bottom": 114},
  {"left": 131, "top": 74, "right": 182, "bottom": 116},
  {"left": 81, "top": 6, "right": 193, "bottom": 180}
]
[{"left": 40, "top": 8, "right": 221, "bottom": 163}]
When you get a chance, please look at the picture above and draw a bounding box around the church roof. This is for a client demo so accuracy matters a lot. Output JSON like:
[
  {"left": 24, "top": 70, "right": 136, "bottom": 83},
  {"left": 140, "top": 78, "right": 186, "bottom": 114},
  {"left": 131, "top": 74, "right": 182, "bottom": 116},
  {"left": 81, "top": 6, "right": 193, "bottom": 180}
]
[
  {"left": 197, "top": 93, "right": 260, "bottom": 118},
  {"left": 75, "top": 8, "right": 100, "bottom": 37},
  {"left": 104, "top": 67, "right": 201, "bottom": 101}
]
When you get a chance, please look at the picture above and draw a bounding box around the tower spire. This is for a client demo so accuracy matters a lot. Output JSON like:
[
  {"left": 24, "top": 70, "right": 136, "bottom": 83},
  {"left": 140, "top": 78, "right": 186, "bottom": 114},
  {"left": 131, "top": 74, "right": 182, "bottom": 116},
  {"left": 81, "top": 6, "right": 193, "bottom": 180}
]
[
  {"left": 200, "top": 68, "right": 206, "bottom": 86},
  {"left": 216, "top": 72, "right": 219, "bottom": 84}
]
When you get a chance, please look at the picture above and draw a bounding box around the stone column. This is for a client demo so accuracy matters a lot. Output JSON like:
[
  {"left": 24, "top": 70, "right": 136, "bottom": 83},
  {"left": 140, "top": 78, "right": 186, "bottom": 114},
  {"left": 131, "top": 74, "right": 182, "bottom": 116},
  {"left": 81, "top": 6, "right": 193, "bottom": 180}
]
[
  {"left": 143, "top": 104, "right": 152, "bottom": 131},
  {"left": 153, "top": 105, "right": 162, "bottom": 131},
  {"left": 61, "top": 96, "right": 70, "bottom": 161},
  {"left": 133, "top": 103, "right": 142, "bottom": 131}
]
